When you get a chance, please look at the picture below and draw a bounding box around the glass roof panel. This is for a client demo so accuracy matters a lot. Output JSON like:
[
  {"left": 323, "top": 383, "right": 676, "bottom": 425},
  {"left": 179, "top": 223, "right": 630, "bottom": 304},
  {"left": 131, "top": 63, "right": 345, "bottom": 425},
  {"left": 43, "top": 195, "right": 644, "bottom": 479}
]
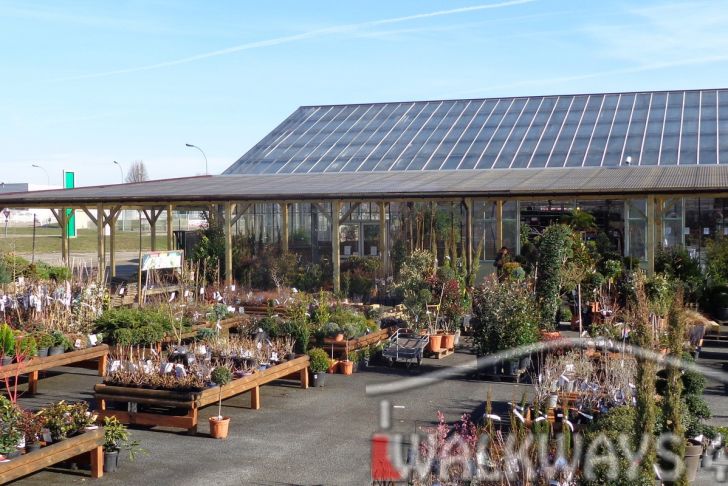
[{"left": 224, "top": 89, "right": 726, "bottom": 174}]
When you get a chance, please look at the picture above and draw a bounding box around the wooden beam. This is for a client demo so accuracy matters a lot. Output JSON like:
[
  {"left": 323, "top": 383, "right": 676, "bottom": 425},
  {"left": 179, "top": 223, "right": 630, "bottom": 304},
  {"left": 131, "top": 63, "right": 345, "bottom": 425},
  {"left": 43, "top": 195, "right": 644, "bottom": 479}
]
[
  {"left": 224, "top": 202, "right": 233, "bottom": 286},
  {"left": 464, "top": 198, "right": 473, "bottom": 278},
  {"left": 281, "top": 202, "right": 289, "bottom": 253},
  {"left": 495, "top": 200, "right": 503, "bottom": 250},
  {"left": 166, "top": 204, "right": 174, "bottom": 250},
  {"left": 81, "top": 206, "right": 97, "bottom": 225},
  {"left": 50, "top": 209, "right": 68, "bottom": 265},
  {"left": 378, "top": 201, "right": 388, "bottom": 275},
  {"left": 142, "top": 208, "right": 162, "bottom": 251},
  {"left": 646, "top": 195, "right": 656, "bottom": 276},
  {"left": 109, "top": 210, "right": 120, "bottom": 277},
  {"left": 96, "top": 203, "right": 105, "bottom": 281},
  {"left": 332, "top": 200, "right": 341, "bottom": 294},
  {"left": 340, "top": 202, "right": 360, "bottom": 223},
  {"left": 230, "top": 202, "right": 251, "bottom": 226}
]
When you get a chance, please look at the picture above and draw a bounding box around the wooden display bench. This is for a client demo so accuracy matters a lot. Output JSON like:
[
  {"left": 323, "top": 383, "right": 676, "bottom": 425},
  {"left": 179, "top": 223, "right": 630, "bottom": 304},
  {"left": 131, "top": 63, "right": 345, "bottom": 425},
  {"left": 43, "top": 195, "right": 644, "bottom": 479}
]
[
  {"left": 0, "top": 427, "right": 104, "bottom": 482},
  {"left": 323, "top": 327, "right": 394, "bottom": 359},
  {"left": 161, "top": 315, "right": 249, "bottom": 345},
  {"left": 240, "top": 304, "right": 289, "bottom": 318},
  {"left": 0, "top": 345, "right": 109, "bottom": 395},
  {"left": 95, "top": 355, "right": 310, "bottom": 434}
]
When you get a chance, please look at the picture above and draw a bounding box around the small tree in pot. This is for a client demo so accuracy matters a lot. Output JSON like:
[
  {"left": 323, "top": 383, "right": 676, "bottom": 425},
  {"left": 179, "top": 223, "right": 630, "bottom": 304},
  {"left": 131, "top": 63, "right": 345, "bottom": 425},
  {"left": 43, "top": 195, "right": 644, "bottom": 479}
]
[
  {"left": 209, "top": 365, "right": 233, "bottom": 439},
  {"left": 307, "top": 348, "right": 330, "bottom": 387},
  {"left": 103, "top": 416, "right": 141, "bottom": 473}
]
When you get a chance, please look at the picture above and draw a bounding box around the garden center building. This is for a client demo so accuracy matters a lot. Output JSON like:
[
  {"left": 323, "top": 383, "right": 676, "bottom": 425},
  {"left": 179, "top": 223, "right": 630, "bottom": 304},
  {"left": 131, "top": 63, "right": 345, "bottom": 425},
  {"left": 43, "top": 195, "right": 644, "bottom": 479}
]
[{"left": 2, "top": 88, "right": 728, "bottom": 291}]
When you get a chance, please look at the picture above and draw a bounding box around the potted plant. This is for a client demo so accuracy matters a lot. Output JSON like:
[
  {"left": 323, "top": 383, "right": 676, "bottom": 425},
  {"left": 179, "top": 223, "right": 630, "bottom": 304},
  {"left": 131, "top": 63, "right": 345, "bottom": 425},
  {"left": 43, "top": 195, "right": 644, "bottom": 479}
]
[
  {"left": 42, "top": 401, "right": 74, "bottom": 442},
  {"left": 0, "top": 396, "right": 21, "bottom": 459},
  {"left": 0, "top": 323, "right": 15, "bottom": 365},
  {"left": 35, "top": 332, "right": 53, "bottom": 358},
  {"left": 340, "top": 354, "right": 354, "bottom": 375},
  {"left": 472, "top": 279, "right": 539, "bottom": 378},
  {"left": 19, "top": 409, "right": 45, "bottom": 453},
  {"left": 209, "top": 365, "right": 233, "bottom": 439},
  {"left": 307, "top": 348, "right": 329, "bottom": 387},
  {"left": 324, "top": 322, "right": 343, "bottom": 342},
  {"left": 49, "top": 330, "right": 69, "bottom": 356},
  {"left": 103, "top": 416, "right": 141, "bottom": 473},
  {"left": 18, "top": 335, "right": 37, "bottom": 359}
]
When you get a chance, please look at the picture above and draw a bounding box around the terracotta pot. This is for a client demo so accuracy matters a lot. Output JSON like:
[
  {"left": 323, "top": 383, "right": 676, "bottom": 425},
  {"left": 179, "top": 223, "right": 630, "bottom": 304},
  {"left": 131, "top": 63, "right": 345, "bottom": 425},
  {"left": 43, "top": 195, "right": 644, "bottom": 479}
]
[
  {"left": 684, "top": 444, "right": 703, "bottom": 482},
  {"left": 441, "top": 334, "right": 455, "bottom": 350},
  {"left": 334, "top": 333, "right": 344, "bottom": 342},
  {"left": 539, "top": 330, "right": 561, "bottom": 342},
  {"left": 340, "top": 360, "right": 353, "bottom": 375},
  {"left": 327, "top": 360, "right": 339, "bottom": 374},
  {"left": 209, "top": 416, "right": 230, "bottom": 439},
  {"left": 428, "top": 334, "right": 443, "bottom": 352}
]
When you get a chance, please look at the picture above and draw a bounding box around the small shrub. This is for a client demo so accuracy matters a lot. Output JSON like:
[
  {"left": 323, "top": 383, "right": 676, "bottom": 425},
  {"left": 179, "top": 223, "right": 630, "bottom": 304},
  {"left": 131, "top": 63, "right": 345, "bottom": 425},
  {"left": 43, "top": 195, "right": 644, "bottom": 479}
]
[{"left": 307, "top": 348, "right": 330, "bottom": 373}]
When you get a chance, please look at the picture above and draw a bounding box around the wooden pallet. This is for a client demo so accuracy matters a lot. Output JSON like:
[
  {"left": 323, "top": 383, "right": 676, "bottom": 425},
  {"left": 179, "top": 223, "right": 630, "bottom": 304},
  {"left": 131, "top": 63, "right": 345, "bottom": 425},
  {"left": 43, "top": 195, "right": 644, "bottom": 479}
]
[
  {"left": 0, "top": 345, "right": 108, "bottom": 395},
  {"left": 425, "top": 347, "right": 454, "bottom": 359},
  {"left": 95, "top": 355, "right": 309, "bottom": 434},
  {"left": 0, "top": 427, "right": 104, "bottom": 482}
]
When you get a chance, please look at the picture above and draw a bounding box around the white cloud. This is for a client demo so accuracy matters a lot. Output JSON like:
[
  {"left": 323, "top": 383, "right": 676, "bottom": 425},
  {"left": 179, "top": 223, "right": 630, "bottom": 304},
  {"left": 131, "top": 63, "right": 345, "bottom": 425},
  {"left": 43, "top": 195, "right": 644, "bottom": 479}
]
[{"left": 51, "top": 0, "right": 537, "bottom": 81}]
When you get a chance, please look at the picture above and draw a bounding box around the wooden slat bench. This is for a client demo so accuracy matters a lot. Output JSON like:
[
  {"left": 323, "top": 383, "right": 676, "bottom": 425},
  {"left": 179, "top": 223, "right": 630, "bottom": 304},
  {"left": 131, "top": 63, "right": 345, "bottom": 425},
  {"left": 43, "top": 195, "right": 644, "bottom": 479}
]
[
  {"left": 322, "top": 327, "right": 394, "bottom": 359},
  {"left": 161, "top": 315, "right": 250, "bottom": 346},
  {"left": 0, "top": 345, "right": 109, "bottom": 395},
  {"left": 0, "top": 427, "right": 104, "bottom": 483},
  {"left": 95, "top": 355, "right": 309, "bottom": 434}
]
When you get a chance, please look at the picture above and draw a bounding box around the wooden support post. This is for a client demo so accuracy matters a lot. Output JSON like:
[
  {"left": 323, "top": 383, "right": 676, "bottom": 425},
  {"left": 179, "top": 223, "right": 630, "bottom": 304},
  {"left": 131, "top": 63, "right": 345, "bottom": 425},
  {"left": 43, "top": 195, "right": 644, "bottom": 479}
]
[
  {"left": 300, "top": 367, "right": 309, "bottom": 389},
  {"left": 332, "top": 200, "right": 341, "bottom": 294},
  {"left": 495, "top": 200, "right": 503, "bottom": 250},
  {"left": 646, "top": 195, "right": 656, "bottom": 276},
  {"left": 379, "top": 201, "right": 388, "bottom": 275},
  {"left": 281, "top": 202, "right": 289, "bottom": 253},
  {"left": 28, "top": 370, "right": 38, "bottom": 395},
  {"left": 90, "top": 445, "right": 104, "bottom": 478},
  {"left": 98, "top": 352, "right": 108, "bottom": 377},
  {"left": 109, "top": 211, "right": 118, "bottom": 278},
  {"left": 149, "top": 211, "right": 157, "bottom": 251},
  {"left": 65, "top": 209, "right": 71, "bottom": 263},
  {"left": 464, "top": 198, "right": 473, "bottom": 277},
  {"left": 96, "top": 203, "right": 105, "bottom": 281},
  {"left": 250, "top": 385, "right": 261, "bottom": 410},
  {"left": 224, "top": 202, "right": 233, "bottom": 286},
  {"left": 166, "top": 204, "right": 174, "bottom": 250}
]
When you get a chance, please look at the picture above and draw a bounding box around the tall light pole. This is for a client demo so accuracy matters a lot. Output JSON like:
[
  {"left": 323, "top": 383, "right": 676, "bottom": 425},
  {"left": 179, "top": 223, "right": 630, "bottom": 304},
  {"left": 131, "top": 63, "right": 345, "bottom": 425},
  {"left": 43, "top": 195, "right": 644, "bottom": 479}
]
[
  {"left": 31, "top": 164, "right": 50, "bottom": 186},
  {"left": 185, "top": 144, "right": 208, "bottom": 175},
  {"left": 113, "top": 161, "right": 126, "bottom": 230},
  {"left": 113, "top": 160, "right": 124, "bottom": 183}
]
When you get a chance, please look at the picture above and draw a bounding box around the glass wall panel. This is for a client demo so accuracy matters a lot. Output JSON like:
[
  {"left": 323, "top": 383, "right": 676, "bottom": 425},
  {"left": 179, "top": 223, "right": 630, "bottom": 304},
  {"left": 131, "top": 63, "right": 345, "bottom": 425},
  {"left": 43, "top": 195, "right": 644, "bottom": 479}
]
[
  {"left": 627, "top": 199, "right": 647, "bottom": 262},
  {"left": 661, "top": 198, "right": 683, "bottom": 248},
  {"left": 474, "top": 201, "right": 498, "bottom": 261}
]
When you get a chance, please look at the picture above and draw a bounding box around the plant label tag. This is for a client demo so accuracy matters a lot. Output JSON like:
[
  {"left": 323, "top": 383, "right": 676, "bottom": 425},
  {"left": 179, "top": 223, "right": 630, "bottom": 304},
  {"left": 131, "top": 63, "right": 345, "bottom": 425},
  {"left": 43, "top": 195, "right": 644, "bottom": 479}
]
[
  {"left": 168, "top": 292, "right": 176, "bottom": 302},
  {"left": 110, "top": 360, "right": 121, "bottom": 372},
  {"left": 74, "top": 339, "right": 82, "bottom": 349},
  {"left": 227, "top": 306, "right": 235, "bottom": 313},
  {"left": 175, "top": 364, "right": 186, "bottom": 378},
  {"left": 128, "top": 402, "right": 138, "bottom": 413},
  {"left": 184, "top": 290, "right": 190, "bottom": 297},
  {"left": 119, "top": 287, "right": 125, "bottom": 295},
  {"left": 271, "top": 352, "right": 279, "bottom": 361},
  {"left": 42, "top": 429, "right": 52, "bottom": 443},
  {"left": 88, "top": 334, "right": 98, "bottom": 346},
  {"left": 684, "top": 227, "right": 690, "bottom": 235},
  {"left": 198, "top": 345, "right": 207, "bottom": 355},
  {"left": 163, "top": 362, "right": 174, "bottom": 374},
  {"left": 704, "top": 227, "right": 710, "bottom": 235},
  {"left": 200, "top": 287, "right": 205, "bottom": 295},
  {"left": 230, "top": 284, "right": 236, "bottom": 291},
  {"left": 240, "top": 307, "right": 245, "bottom": 314}
]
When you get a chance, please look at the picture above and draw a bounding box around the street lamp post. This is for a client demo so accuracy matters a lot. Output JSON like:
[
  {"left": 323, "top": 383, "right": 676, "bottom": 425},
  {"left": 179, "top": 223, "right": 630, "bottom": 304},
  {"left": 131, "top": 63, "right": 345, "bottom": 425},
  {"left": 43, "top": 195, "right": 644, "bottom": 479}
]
[
  {"left": 31, "top": 164, "right": 50, "bottom": 186},
  {"left": 185, "top": 144, "right": 208, "bottom": 175},
  {"left": 113, "top": 160, "right": 124, "bottom": 183},
  {"left": 113, "top": 161, "right": 125, "bottom": 230}
]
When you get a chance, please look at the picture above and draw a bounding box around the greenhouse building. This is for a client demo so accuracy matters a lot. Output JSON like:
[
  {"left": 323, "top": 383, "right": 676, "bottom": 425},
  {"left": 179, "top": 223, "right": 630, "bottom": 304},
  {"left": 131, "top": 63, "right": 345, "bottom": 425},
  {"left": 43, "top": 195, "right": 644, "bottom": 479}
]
[{"left": 2, "top": 88, "right": 728, "bottom": 291}]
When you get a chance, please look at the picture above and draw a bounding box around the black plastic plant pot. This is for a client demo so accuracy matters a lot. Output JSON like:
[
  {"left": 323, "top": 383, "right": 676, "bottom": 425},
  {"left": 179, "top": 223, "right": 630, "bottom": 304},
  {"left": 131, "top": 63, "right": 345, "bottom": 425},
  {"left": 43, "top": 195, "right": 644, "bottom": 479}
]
[
  {"left": 26, "top": 442, "right": 41, "bottom": 453},
  {"left": 48, "top": 346, "right": 65, "bottom": 356},
  {"left": 37, "top": 347, "right": 49, "bottom": 358},
  {"left": 104, "top": 449, "right": 120, "bottom": 473},
  {"left": 311, "top": 371, "right": 326, "bottom": 387}
]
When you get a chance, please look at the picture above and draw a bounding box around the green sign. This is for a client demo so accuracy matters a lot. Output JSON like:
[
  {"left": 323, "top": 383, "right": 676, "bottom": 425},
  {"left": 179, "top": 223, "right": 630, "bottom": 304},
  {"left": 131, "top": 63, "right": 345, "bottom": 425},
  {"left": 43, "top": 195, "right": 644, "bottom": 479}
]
[{"left": 63, "top": 171, "right": 76, "bottom": 238}]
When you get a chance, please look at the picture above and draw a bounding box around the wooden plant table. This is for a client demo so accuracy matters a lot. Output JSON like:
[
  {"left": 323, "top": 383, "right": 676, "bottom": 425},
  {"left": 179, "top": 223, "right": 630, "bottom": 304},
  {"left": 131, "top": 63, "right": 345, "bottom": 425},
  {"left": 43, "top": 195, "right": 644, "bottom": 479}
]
[
  {"left": 323, "top": 327, "right": 394, "bottom": 359},
  {"left": 161, "top": 315, "right": 249, "bottom": 345},
  {"left": 95, "top": 355, "right": 309, "bottom": 434},
  {"left": 0, "top": 427, "right": 104, "bottom": 483},
  {"left": 0, "top": 345, "right": 109, "bottom": 395}
]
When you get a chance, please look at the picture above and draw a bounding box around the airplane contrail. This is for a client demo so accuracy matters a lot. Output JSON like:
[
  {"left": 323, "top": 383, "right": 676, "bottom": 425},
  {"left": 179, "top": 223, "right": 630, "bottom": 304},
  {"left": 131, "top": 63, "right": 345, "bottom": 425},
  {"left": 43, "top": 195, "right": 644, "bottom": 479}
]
[{"left": 52, "top": 0, "right": 536, "bottom": 81}]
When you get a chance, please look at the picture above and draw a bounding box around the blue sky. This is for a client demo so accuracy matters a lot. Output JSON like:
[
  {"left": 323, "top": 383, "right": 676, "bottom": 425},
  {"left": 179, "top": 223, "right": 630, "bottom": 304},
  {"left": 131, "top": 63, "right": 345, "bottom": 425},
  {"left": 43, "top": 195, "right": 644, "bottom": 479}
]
[{"left": 3, "top": 0, "right": 728, "bottom": 186}]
